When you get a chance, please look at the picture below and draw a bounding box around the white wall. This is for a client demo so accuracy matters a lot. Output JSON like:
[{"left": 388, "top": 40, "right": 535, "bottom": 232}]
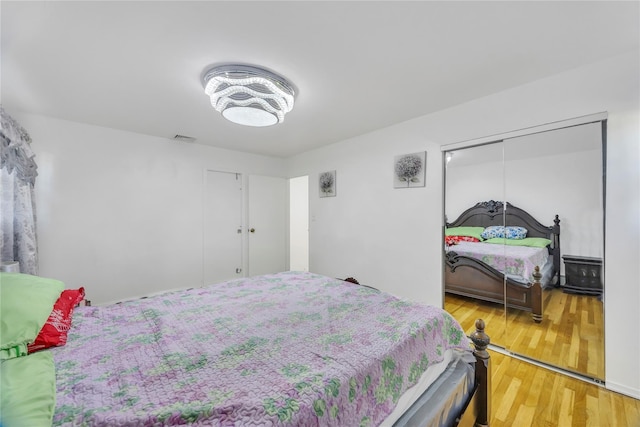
[
  {"left": 288, "top": 50, "right": 640, "bottom": 398},
  {"left": 445, "top": 143, "right": 505, "bottom": 221},
  {"left": 507, "top": 149, "right": 603, "bottom": 261},
  {"left": 15, "top": 113, "right": 286, "bottom": 305},
  {"left": 289, "top": 127, "right": 445, "bottom": 306}
]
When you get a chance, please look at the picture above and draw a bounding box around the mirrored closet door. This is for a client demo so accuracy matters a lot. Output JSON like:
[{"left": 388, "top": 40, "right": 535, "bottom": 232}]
[
  {"left": 444, "top": 142, "right": 507, "bottom": 347},
  {"left": 502, "top": 123, "right": 605, "bottom": 380},
  {"left": 443, "top": 120, "right": 606, "bottom": 380}
]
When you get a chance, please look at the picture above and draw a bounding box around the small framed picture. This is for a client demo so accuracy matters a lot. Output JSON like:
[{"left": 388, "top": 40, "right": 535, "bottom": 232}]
[
  {"left": 394, "top": 151, "right": 426, "bottom": 188},
  {"left": 319, "top": 170, "right": 336, "bottom": 197}
]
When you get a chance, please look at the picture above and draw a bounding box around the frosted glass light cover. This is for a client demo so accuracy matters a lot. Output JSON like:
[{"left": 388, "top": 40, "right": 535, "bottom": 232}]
[{"left": 222, "top": 106, "right": 278, "bottom": 127}]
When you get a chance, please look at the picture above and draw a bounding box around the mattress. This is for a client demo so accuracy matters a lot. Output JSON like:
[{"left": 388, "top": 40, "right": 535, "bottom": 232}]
[
  {"left": 391, "top": 351, "right": 476, "bottom": 427},
  {"left": 449, "top": 241, "right": 551, "bottom": 285},
  {"left": 381, "top": 348, "right": 476, "bottom": 427},
  {"left": 51, "top": 271, "right": 473, "bottom": 426}
]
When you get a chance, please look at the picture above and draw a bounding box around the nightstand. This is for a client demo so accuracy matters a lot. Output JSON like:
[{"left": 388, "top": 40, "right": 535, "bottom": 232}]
[{"left": 562, "top": 255, "right": 603, "bottom": 296}]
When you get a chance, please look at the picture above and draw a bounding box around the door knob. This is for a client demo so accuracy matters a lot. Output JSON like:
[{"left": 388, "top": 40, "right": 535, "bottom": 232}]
[{"left": 249, "top": 228, "right": 255, "bottom": 233}]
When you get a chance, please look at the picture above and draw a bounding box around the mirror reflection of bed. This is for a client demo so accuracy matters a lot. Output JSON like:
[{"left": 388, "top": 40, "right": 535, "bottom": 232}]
[
  {"left": 443, "top": 119, "right": 605, "bottom": 381},
  {"left": 444, "top": 201, "right": 559, "bottom": 323}
]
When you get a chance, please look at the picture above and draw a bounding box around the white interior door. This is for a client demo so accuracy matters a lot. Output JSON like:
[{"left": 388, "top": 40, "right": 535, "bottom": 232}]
[
  {"left": 204, "top": 170, "right": 243, "bottom": 285},
  {"left": 289, "top": 176, "right": 309, "bottom": 272},
  {"left": 248, "top": 175, "right": 287, "bottom": 276}
]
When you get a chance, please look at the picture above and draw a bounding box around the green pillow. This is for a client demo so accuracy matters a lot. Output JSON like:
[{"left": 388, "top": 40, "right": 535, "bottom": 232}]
[
  {"left": 445, "top": 226, "right": 485, "bottom": 241},
  {"left": 0, "top": 273, "right": 65, "bottom": 359},
  {"left": 1, "top": 351, "right": 57, "bottom": 427},
  {"left": 483, "top": 237, "right": 552, "bottom": 248}
]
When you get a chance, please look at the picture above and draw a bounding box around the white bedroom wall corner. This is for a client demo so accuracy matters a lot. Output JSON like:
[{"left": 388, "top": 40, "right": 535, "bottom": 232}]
[{"left": 21, "top": 113, "right": 286, "bottom": 304}]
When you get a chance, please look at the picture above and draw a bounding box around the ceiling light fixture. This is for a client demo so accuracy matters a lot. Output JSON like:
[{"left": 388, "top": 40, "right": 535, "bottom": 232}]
[{"left": 202, "top": 64, "right": 295, "bottom": 127}]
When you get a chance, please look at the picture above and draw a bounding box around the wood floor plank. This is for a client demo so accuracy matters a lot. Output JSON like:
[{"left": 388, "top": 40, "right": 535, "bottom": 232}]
[
  {"left": 624, "top": 395, "right": 640, "bottom": 426},
  {"left": 446, "top": 286, "right": 605, "bottom": 379},
  {"left": 585, "top": 394, "right": 599, "bottom": 427},
  {"left": 558, "top": 387, "right": 574, "bottom": 426},
  {"left": 598, "top": 387, "right": 614, "bottom": 427},
  {"left": 495, "top": 377, "right": 521, "bottom": 422},
  {"left": 514, "top": 404, "right": 536, "bottom": 427},
  {"left": 445, "top": 290, "right": 636, "bottom": 426},
  {"left": 487, "top": 351, "right": 639, "bottom": 427}
]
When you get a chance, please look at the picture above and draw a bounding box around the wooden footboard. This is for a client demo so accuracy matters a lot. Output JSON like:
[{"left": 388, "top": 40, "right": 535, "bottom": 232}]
[
  {"left": 445, "top": 251, "right": 543, "bottom": 323},
  {"left": 458, "top": 319, "right": 491, "bottom": 427}
]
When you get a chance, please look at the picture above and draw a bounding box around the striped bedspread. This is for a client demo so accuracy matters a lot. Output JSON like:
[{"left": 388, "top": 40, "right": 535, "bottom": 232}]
[{"left": 52, "top": 271, "right": 470, "bottom": 426}]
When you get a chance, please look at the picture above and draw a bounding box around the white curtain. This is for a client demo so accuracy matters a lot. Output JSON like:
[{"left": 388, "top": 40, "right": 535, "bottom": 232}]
[{"left": 0, "top": 106, "right": 38, "bottom": 275}]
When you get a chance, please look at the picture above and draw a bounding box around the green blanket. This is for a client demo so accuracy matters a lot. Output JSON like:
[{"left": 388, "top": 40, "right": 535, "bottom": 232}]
[{"left": 1, "top": 351, "right": 57, "bottom": 427}]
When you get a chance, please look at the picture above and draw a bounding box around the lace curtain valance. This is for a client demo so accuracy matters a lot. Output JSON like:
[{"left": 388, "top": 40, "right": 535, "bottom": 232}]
[{"left": 0, "top": 106, "right": 38, "bottom": 186}]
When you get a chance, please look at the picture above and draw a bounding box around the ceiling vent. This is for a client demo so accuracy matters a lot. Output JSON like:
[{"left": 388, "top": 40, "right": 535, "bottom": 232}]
[{"left": 173, "top": 134, "right": 196, "bottom": 143}]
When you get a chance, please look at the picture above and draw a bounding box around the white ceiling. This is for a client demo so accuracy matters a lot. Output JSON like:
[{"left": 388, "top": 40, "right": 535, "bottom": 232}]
[{"left": 2, "top": 1, "right": 638, "bottom": 158}]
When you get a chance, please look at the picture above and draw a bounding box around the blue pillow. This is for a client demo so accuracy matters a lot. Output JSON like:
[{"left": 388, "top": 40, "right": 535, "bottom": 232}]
[
  {"left": 481, "top": 226, "right": 528, "bottom": 240},
  {"left": 505, "top": 226, "right": 528, "bottom": 239}
]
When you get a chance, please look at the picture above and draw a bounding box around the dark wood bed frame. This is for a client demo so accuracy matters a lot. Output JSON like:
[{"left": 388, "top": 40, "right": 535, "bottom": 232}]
[
  {"left": 459, "top": 318, "right": 491, "bottom": 427},
  {"left": 445, "top": 200, "right": 560, "bottom": 323},
  {"left": 343, "top": 278, "right": 490, "bottom": 426}
]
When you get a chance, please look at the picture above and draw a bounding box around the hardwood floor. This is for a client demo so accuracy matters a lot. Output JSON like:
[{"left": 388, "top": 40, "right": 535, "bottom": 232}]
[
  {"left": 445, "top": 286, "right": 605, "bottom": 379},
  {"left": 489, "top": 351, "right": 640, "bottom": 426},
  {"left": 445, "top": 289, "right": 639, "bottom": 426}
]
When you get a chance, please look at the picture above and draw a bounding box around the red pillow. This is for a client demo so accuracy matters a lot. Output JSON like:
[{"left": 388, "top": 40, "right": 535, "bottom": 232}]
[
  {"left": 27, "top": 287, "right": 85, "bottom": 353},
  {"left": 445, "top": 235, "right": 481, "bottom": 246}
]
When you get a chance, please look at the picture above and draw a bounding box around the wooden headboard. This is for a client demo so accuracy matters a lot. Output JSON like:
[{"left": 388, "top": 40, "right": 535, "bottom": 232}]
[{"left": 446, "top": 200, "right": 561, "bottom": 284}]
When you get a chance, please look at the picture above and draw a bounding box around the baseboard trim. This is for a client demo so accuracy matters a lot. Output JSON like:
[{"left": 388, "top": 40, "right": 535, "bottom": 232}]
[{"left": 605, "top": 381, "right": 640, "bottom": 400}]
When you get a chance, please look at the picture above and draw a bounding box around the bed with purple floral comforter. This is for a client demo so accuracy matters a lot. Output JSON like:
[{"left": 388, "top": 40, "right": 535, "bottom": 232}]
[
  {"left": 52, "top": 272, "right": 471, "bottom": 426},
  {"left": 448, "top": 241, "right": 549, "bottom": 283}
]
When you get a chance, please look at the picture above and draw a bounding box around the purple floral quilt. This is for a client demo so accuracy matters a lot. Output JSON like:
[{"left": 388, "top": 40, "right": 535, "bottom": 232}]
[
  {"left": 52, "top": 272, "right": 470, "bottom": 426},
  {"left": 448, "top": 241, "right": 548, "bottom": 282}
]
